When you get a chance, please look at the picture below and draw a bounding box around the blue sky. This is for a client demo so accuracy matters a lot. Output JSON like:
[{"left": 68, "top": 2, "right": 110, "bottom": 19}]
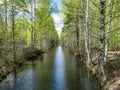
[
  {"left": 53, "top": 0, "right": 62, "bottom": 11},
  {"left": 52, "top": 0, "right": 63, "bottom": 37}
]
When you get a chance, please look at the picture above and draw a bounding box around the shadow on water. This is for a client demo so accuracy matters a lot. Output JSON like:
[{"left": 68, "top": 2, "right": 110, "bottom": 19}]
[{"left": 0, "top": 45, "right": 98, "bottom": 90}]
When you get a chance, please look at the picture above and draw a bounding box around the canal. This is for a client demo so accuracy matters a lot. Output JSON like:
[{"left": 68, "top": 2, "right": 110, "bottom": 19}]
[{"left": 0, "top": 46, "right": 98, "bottom": 90}]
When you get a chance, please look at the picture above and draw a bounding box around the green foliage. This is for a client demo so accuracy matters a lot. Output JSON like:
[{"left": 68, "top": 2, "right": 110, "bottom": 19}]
[
  {"left": 0, "top": 0, "right": 58, "bottom": 48},
  {"left": 61, "top": 0, "right": 120, "bottom": 51},
  {"left": 15, "top": 17, "right": 31, "bottom": 45},
  {"left": 0, "top": 14, "right": 5, "bottom": 45},
  {"left": 35, "top": 0, "right": 58, "bottom": 48}
]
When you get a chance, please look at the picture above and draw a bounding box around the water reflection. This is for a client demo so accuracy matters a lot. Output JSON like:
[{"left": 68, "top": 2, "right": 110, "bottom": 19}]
[
  {"left": 0, "top": 46, "right": 98, "bottom": 90},
  {"left": 0, "top": 67, "right": 35, "bottom": 90},
  {"left": 53, "top": 46, "right": 66, "bottom": 90}
]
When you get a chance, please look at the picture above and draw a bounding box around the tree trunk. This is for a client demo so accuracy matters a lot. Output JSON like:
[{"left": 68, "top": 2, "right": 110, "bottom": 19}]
[
  {"left": 31, "top": 0, "right": 34, "bottom": 47},
  {"left": 84, "top": 0, "right": 91, "bottom": 63},
  {"left": 12, "top": 3, "right": 15, "bottom": 62},
  {"left": 4, "top": 0, "right": 8, "bottom": 44},
  {"left": 99, "top": 0, "right": 106, "bottom": 78},
  {"left": 104, "top": 0, "right": 113, "bottom": 62},
  {"left": 75, "top": 16, "right": 80, "bottom": 51},
  {"left": 34, "top": 0, "right": 36, "bottom": 45}
]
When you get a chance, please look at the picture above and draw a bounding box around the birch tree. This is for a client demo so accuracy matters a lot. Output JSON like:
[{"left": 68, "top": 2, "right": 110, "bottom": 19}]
[
  {"left": 84, "top": 0, "right": 91, "bottom": 63},
  {"left": 104, "top": 0, "right": 113, "bottom": 62},
  {"left": 99, "top": 0, "right": 106, "bottom": 76}
]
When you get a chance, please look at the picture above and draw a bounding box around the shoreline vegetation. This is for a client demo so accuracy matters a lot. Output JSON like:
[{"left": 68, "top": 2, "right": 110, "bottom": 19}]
[
  {"left": 0, "top": 46, "right": 44, "bottom": 81},
  {"left": 0, "top": 44, "right": 58, "bottom": 82}
]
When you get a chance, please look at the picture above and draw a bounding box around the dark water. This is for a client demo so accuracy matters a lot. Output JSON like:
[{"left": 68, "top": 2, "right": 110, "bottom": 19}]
[{"left": 0, "top": 46, "right": 98, "bottom": 90}]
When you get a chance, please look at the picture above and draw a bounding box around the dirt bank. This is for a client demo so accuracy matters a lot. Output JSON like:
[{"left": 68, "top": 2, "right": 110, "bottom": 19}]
[
  {"left": 0, "top": 47, "right": 45, "bottom": 81},
  {"left": 104, "top": 51, "right": 120, "bottom": 90}
]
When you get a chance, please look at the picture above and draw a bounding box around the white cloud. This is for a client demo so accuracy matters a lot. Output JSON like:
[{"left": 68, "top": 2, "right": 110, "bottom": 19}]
[{"left": 51, "top": 13, "right": 64, "bottom": 37}]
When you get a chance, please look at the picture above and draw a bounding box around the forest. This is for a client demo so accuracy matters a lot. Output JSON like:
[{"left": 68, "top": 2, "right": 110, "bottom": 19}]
[
  {"left": 0, "top": 0, "right": 58, "bottom": 81},
  {"left": 60, "top": 0, "right": 120, "bottom": 89},
  {"left": 0, "top": 0, "right": 120, "bottom": 90}
]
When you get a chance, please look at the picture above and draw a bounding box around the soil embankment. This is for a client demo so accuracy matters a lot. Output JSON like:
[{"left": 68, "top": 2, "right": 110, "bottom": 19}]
[
  {"left": 0, "top": 47, "right": 45, "bottom": 81},
  {"left": 104, "top": 51, "right": 120, "bottom": 90}
]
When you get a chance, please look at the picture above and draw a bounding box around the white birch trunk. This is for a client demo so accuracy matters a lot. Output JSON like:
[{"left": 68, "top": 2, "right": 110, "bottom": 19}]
[
  {"left": 100, "top": 0, "right": 106, "bottom": 77},
  {"left": 104, "top": 0, "right": 113, "bottom": 62},
  {"left": 84, "top": 0, "right": 91, "bottom": 63}
]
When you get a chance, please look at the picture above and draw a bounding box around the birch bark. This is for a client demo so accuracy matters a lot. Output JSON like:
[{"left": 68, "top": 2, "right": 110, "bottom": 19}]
[
  {"left": 84, "top": 0, "right": 91, "bottom": 63},
  {"left": 100, "top": 0, "right": 106, "bottom": 76},
  {"left": 104, "top": 0, "right": 113, "bottom": 62}
]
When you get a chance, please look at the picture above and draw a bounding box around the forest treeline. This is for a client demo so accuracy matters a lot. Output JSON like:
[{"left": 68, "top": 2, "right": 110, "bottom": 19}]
[
  {"left": 60, "top": 0, "right": 120, "bottom": 89},
  {"left": 0, "top": 0, "right": 58, "bottom": 79}
]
